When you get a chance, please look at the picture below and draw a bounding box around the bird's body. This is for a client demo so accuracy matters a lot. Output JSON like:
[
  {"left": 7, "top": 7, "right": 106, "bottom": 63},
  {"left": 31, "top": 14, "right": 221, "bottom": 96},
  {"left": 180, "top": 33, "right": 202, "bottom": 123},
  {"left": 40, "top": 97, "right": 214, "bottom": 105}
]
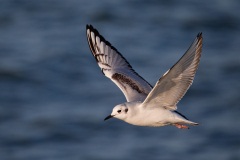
[
  {"left": 86, "top": 24, "right": 203, "bottom": 129},
  {"left": 109, "top": 102, "right": 198, "bottom": 128}
]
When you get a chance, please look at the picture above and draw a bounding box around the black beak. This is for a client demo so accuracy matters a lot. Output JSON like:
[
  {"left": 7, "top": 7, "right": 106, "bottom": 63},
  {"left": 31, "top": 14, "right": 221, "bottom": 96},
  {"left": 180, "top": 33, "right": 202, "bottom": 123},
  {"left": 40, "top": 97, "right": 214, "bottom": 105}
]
[{"left": 104, "top": 115, "right": 113, "bottom": 121}]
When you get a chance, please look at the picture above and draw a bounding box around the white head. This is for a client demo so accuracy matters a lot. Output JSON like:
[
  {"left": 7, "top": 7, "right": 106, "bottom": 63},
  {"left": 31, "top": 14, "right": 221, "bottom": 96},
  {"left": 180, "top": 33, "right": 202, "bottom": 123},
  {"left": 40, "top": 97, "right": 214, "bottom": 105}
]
[{"left": 104, "top": 103, "right": 129, "bottom": 121}]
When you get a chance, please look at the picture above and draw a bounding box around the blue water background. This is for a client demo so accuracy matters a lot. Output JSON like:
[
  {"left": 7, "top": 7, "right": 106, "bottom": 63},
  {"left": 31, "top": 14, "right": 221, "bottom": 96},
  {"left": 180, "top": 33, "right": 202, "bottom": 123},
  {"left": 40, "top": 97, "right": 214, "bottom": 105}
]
[{"left": 0, "top": 0, "right": 239, "bottom": 159}]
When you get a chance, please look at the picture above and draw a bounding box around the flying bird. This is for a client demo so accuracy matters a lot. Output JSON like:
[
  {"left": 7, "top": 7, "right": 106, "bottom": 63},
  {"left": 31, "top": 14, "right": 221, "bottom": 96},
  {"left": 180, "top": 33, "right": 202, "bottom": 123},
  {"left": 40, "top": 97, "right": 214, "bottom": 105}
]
[{"left": 86, "top": 24, "right": 202, "bottom": 129}]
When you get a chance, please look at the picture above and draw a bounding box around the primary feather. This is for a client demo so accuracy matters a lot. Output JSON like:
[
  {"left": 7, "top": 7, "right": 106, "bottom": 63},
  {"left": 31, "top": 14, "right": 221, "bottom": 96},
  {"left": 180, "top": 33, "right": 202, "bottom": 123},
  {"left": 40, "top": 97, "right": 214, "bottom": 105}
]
[{"left": 86, "top": 25, "right": 152, "bottom": 102}]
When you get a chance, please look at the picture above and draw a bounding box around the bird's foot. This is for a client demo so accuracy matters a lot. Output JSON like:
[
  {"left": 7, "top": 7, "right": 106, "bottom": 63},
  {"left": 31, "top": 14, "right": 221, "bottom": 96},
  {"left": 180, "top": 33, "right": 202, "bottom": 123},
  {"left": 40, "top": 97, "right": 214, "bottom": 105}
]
[{"left": 174, "top": 123, "right": 189, "bottom": 129}]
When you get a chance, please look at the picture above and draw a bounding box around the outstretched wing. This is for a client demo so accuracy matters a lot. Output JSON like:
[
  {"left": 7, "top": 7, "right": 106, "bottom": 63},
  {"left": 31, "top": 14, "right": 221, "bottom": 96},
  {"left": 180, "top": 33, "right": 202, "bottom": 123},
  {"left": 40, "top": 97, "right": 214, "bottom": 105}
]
[
  {"left": 142, "top": 33, "right": 203, "bottom": 110},
  {"left": 86, "top": 25, "right": 152, "bottom": 102}
]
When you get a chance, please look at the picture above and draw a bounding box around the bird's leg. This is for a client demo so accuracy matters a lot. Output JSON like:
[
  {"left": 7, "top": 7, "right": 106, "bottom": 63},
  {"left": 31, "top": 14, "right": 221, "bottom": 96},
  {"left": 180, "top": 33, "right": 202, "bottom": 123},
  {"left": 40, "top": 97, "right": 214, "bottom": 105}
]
[{"left": 174, "top": 123, "right": 189, "bottom": 129}]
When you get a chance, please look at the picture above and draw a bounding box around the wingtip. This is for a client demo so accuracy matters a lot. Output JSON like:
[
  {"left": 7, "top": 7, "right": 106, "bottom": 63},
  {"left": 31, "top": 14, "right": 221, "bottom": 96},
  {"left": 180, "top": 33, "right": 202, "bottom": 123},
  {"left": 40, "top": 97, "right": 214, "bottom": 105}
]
[
  {"left": 85, "top": 24, "right": 124, "bottom": 59},
  {"left": 196, "top": 32, "right": 203, "bottom": 48},
  {"left": 86, "top": 24, "right": 98, "bottom": 34},
  {"left": 85, "top": 24, "right": 103, "bottom": 42},
  {"left": 197, "top": 32, "right": 203, "bottom": 39},
  {"left": 86, "top": 24, "right": 92, "bottom": 29}
]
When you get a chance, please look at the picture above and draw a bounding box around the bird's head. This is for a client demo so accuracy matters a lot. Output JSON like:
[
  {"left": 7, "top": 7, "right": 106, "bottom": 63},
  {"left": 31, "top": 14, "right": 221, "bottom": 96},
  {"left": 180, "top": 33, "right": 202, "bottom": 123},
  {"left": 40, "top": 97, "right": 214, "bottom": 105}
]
[{"left": 104, "top": 103, "right": 129, "bottom": 121}]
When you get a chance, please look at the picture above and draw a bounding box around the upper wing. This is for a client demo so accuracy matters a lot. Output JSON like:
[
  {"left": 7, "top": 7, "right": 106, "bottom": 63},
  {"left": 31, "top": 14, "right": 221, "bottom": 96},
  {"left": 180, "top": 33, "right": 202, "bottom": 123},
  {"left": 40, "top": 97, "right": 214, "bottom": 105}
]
[
  {"left": 142, "top": 33, "right": 203, "bottom": 110},
  {"left": 86, "top": 25, "right": 152, "bottom": 102}
]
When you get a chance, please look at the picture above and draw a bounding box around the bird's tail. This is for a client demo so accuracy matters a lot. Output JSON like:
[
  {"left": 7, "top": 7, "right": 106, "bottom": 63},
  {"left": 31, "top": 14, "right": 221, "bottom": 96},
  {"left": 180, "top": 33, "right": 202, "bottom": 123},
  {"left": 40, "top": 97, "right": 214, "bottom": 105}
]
[
  {"left": 184, "top": 119, "right": 199, "bottom": 126},
  {"left": 173, "top": 117, "right": 198, "bottom": 129},
  {"left": 174, "top": 111, "right": 199, "bottom": 126}
]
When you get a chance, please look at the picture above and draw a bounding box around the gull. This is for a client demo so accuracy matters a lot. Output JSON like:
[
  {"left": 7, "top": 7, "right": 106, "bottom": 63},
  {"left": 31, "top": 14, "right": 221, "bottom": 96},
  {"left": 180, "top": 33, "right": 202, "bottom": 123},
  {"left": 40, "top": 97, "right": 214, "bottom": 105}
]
[{"left": 86, "top": 24, "right": 202, "bottom": 129}]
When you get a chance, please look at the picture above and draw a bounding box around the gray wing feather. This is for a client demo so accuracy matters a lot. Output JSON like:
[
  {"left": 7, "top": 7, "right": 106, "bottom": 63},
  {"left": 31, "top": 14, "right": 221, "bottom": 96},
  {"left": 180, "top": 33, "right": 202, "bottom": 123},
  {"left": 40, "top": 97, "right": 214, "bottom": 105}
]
[
  {"left": 86, "top": 25, "right": 152, "bottom": 102},
  {"left": 142, "top": 33, "right": 203, "bottom": 110}
]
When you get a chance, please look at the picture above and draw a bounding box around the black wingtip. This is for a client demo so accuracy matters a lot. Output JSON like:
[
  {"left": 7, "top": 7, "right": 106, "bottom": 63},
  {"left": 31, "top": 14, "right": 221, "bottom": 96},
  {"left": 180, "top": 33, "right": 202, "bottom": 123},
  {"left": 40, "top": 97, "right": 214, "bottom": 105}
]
[
  {"left": 86, "top": 24, "right": 102, "bottom": 38},
  {"left": 86, "top": 24, "right": 93, "bottom": 30},
  {"left": 197, "top": 32, "right": 202, "bottom": 38},
  {"left": 85, "top": 24, "right": 134, "bottom": 69},
  {"left": 86, "top": 24, "right": 111, "bottom": 47}
]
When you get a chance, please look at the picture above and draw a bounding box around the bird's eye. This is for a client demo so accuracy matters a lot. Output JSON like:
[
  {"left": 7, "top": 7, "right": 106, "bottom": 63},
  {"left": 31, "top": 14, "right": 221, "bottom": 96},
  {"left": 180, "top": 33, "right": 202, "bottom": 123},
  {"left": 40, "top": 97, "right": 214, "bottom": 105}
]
[
  {"left": 117, "top": 110, "right": 121, "bottom": 113},
  {"left": 125, "top": 109, "right": 128, "bottom": 113}
]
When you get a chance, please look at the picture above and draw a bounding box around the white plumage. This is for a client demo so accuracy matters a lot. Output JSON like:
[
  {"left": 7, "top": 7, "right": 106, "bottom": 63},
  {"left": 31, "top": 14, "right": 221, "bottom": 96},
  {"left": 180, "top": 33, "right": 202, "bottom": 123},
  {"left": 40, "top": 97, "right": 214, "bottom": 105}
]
[{"left": 86, "top": 25, "right": 203, "bottom": 129}]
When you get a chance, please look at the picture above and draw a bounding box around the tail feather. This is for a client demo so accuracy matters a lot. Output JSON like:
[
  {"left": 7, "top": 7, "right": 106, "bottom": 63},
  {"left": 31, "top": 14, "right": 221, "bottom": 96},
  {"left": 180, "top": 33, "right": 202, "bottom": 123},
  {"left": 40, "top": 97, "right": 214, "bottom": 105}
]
[
  {"left": 185, "top": 120, "right": 199, "bottom": 126},
  {"left": 173, "top": 111, "right": 198, "bottom": 126}
]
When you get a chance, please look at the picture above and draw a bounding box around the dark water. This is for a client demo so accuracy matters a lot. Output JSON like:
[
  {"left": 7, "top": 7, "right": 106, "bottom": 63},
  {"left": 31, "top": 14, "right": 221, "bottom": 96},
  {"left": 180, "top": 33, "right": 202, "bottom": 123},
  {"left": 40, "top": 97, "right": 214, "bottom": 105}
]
[{"left": 0, "top": 0, "right": 240, "bottom": 159}]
